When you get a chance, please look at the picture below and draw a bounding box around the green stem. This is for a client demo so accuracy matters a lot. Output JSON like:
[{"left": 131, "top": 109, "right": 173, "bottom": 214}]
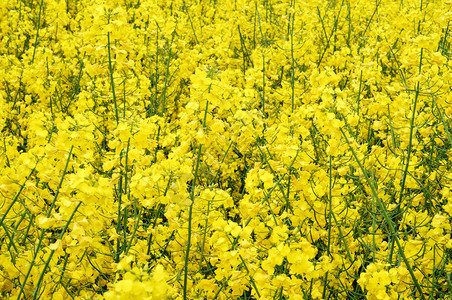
[
  {"left": 107, "top": 28, "right": 119, "bottom": 124},
  {"left": 31, "top": 0, "right": 44, "bottom": 64},
  {"left": 183, "top": 144, "right": 202, "bottom": 300}
]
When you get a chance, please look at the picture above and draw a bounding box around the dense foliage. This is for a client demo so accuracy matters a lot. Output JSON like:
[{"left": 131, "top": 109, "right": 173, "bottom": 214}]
[{"left": 0, "top": 0, "right": 451, "bottom": 299}]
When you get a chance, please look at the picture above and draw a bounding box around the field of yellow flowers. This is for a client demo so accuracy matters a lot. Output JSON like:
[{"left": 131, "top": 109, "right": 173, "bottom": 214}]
[{"left": 0, "top": 0, "right": 451, "bottom": 299}]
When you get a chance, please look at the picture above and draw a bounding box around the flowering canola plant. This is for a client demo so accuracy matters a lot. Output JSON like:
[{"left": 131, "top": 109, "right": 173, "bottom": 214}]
[{"left": 0, "top": 0, "right": 452, "bottom": 299}]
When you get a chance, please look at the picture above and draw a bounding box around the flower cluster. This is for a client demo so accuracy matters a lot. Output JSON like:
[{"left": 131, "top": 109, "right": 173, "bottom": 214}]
[{"left": 0, "top": 0, "right": 451, "bottom": 299}]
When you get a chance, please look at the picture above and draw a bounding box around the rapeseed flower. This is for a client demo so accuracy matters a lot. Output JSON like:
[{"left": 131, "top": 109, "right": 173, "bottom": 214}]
[{"left": 0, "top": 0, "right": 451, "bottom": 299}]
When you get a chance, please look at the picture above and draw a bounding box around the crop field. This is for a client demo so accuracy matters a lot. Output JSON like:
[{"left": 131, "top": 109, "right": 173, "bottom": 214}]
[{"left": 0, "top": 0, "right": 452, "bottom": 299}]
